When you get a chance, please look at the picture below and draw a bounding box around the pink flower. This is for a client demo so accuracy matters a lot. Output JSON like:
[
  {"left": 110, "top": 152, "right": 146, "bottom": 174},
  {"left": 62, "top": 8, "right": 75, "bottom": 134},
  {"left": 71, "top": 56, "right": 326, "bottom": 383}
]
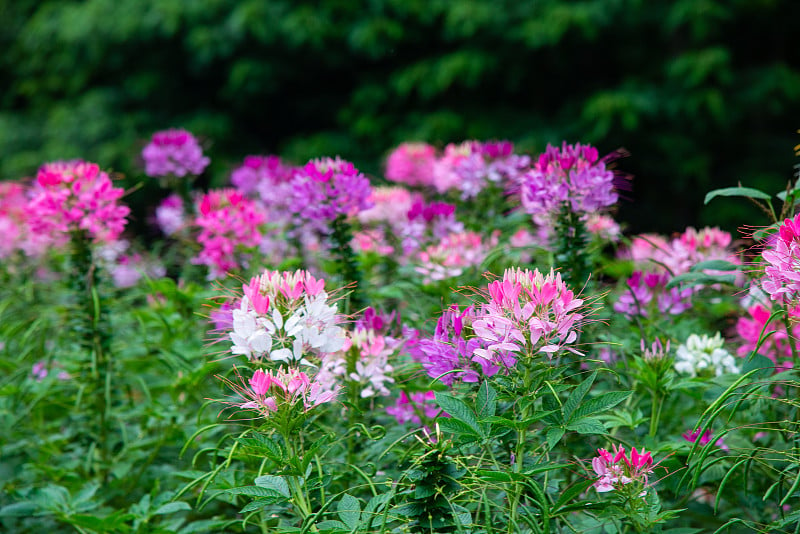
[
  {"left": 386, "top": 391, "right": 444, "bottom": 426},
  {"left": 591, "top": 444, "right": 655, "bottom": 495},
  {"left": 290, "top": 156, "right": 373, "bottom": 227},
  {"left": 385, "top": 142, "right": 437, "bottom": 187},
  {"left": 191, "top": 189, "right": 266, "bottom": 278},
  {"left": 762, "top": 213, "right": 800, "bottom": 304},
  {"left": 228, "top": 367, "right": 339, "bottom": 418},
  {"left": 142, "top": 128, "right": 210, "bottom": 178},
  {"left": 472, "top": 268, "right": 585, "bottom": 364},
  {"left": 614, "top": 271, "right": 692, "bottom": 317},
  {"left": 414, "top": 231, "right": 499, "bottom": 284},
  {"left": 26, "top": 160, "right": 130, "bottom": 244},
  {"left": 155, "top": 194, "right": 186, "bottom": 236},
  {"left": 735, "top": 302, "right": 798, "bottom": 372}
]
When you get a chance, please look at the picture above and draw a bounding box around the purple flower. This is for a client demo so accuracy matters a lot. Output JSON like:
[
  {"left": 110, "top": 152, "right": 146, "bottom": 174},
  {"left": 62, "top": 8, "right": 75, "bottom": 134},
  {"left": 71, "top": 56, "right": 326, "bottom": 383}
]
[
  {"left": 614, "top": 271, "right": 692, "bottom": 317},
  {"left": 142, "top": 128, "right": 210, "bottom": 178},
  {"left": 290, "top": 157, "right": 373, "bottom": 227}
]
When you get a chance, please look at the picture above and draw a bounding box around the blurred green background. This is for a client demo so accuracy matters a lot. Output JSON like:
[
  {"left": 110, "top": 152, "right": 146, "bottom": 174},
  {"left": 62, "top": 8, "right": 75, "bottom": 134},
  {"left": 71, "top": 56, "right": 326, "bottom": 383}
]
[{"left": 1, "top": 0, "right": 799, "bottom": 235}]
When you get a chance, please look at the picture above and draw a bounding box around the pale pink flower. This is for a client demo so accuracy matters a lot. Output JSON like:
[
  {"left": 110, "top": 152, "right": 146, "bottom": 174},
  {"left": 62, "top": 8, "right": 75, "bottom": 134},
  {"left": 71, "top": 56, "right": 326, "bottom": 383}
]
[
  {"left": 762, "top": 213, "right": 800, "bottom": 304},
  {"left": 414, "top": 231, "right": 499, "bottom": 284}
]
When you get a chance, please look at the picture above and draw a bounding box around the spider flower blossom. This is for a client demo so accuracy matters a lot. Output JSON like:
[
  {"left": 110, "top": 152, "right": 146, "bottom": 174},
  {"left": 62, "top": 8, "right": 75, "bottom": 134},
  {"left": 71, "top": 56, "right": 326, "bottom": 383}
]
[
  {"left": 357, "top": 186, "right": 417, "bottom": 228},
  {"left": 432, "top": 140, "right": 530, "bottom": 199},
  {"left": 682, "top": 428, "right": 728, "bottom": 451},
  {"left": 233, "top": 367, "right": 339, "bottom": 419},
  {"left": 323, "top": 327, "right": 397, "bottom": 398},
  {"left": 385, "top": 142, "right": 437, "bottom": 187},
  {"left": 0, "top": 181, "right": 48, "bottom": 258},
  {"left": 591, "top": 444, "right": 655, "bottom": 495},
  {"left": 735, "top": 302, "right": 798, "bottom": 372},
  {"left": 762, "top": 213, "right": 800, "bottom": 304},
  {"left": 399, "top": 200, "right": 464, "bottom": 255},
  {"left": 519, "top": 142, "right": 617, "bottom": 219},
  {"left": 409, "top": 305, "right": 499, "bottom": 386},
  {"left": 27, "top": 160, "right": 130, "bottom": 244},
  {"left": 155, "top": 194, "right": 186, "bottom": 236},
  {"left": 228, "top": 269, "right": 346, "bottom": 365},
  {"left": 674, "top": 333, "right": 739, "bottom": 377},
  {"left": 386, "top": 391, "right": 443, "bottom": 426},
  {"left": 472, "top": 268, "right": 585, "bottom": 365},
  {"left": 613, "top": 271, "right": 692, "bottom": 318},
  {"left": 192, "top": 189, "right": 265, "bottom": 278},
  {"left": 415, "top": 231, "right": 499, "bottom": 284},
  {"left": 290, "top": 156, "right": 373, "bottom": 226},
  {"left": 142, "top": 128, "right": 210, "bottom": 178}
]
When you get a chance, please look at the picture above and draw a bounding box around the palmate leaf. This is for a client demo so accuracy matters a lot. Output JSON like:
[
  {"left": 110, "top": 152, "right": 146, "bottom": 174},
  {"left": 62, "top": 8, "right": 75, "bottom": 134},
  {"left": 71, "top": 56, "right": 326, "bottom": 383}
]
[{"left": 570, "top": 391, "right": 631, "bottom": 421}]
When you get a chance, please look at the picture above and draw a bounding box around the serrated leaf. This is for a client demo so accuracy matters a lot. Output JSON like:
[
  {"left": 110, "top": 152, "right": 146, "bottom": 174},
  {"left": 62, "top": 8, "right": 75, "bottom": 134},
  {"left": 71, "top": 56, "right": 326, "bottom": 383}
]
[
  {"left": 254, "top": 475, "right": 291, "bottom": 498},
  {"left": 571, "top": 391, "right": 631, "bottom": 421},
  {"left": 704, "top": 186, "right": 772, "bottom": 204},
  {"left": 153, "top": 501, "right": 191, "bottom": 515},
  {"left": 475, "top": 380, "right": 497, "bottom": 420},
  {"left": 435, "top": 392, "right": 482, "bottom": 436},
  {"left": 314, "top": 520, "right": 350, "bottom": 533},
  {"left": 565, "top": 417, "right": 607, "bottom": 435},
  {"left": 239, "top": 498, "right": 278, "bottom": 514},
  {"left": 225, "top": 486, "right": 288, "bottom": 499},
  {"left": 546, "top": 427, "right": 565, "bottom": 449},
  {"left": 437, "top": 418, "right": 481, "bottom": 440},
  {"left": 563, "top": 370, "right": 596, "bottom": 421},
  {"left": 337, "top": 493, "right": 361, "bottom": 530}
]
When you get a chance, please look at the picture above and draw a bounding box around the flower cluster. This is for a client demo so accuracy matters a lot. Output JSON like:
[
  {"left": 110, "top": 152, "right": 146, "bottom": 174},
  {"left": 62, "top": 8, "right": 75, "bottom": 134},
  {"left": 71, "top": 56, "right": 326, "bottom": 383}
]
[
  {"left": 414, "top": 231, "right": 499, "bottom": 284},
  {"left": 235, "top": 367, "right": 338, "bottom": 419},
  {"left": 155, "top": 194, "right": 186, "bottom": 236},
  {"left": 473, "top": 268, "right": 584, "bottom": 363},
  {"left": 228, "top": 269, "right": 346, "bottom": 365},
  {"left": 26, "top": 160, "right": 130, "bottom": 244},
  {"left": 0, "top": 181, "right": 49, "bottom": 258},
  {"left": 518, "top": 142, "right": 617, "bottom": 220},
  {"left": 385, "top": 142, "right": 437, "bottom": 187},
  {"left": 230, "top": 155, "right": 297, "bottom": 198},
  {"left": 762, "top": 213, "right": 800, "bottom": 304},
  {"left": 399, "top": 200, "right": 464, "bottom": 255},
  {"left": 613, "top": 271, "right": 692, "bottom": 317},
  {"left": 407, "top": 305, "right": 495, "bottom": 385},
  {"left": 592, "top": 444, "right": 654, "bottom": 495},
  {"left": 290, "top": 157, "right": 373, "bottom": 228},
  {"left": 735, "top": 302, "right": 798, "bottom": 372},
  {"left": 142, "top": 128, "right": 210, "bottom": 178},
  {"left": 386, "top": 391, "right": 442, "bottom": 426},
  {"left": 433, "top": 140, "right": 530, "bottom": 199},
  {"left": 674, "top": 333, "right": 739, "bottom": 377},
  {"left": 625, "top": 226, "right": 739, "bottom": 278},
  {"left": 192, "top": 189, "right": 266, "bottom": 278}
]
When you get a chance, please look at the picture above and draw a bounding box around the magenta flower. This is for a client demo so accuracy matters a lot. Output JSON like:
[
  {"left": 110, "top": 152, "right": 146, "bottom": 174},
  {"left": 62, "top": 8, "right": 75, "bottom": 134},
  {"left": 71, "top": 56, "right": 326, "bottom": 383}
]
[
  {"left": 682, "top": 428, "right": 729, "bottom": 451},
  {"left": 591, "top": 444, "right": 655, "bottom": 495},
  {"left": 735, "top": 302, "right": 798, "bottom": 372},
  {"left": 228, "top": 367, "right": 339, "bottom": 419},
  {"left": 27, "top": 160, "right": 130, "bottom": 244},
  {"left": 414, "top": 230, "right": 500, "bottom": 284},
  {"left": 142, "top": 128, "right": 210, "bottom": 178},
  {"left": 192, "top": 189, "right": 266, "bottom": 278},
  {"left": 290, "top": 157, "right": 373, "bottom": 227},
  {"left": 431, "top": 140, "right": 529, "bottom": 199},
  {"left": 385, "top": 142, "right": 437, "bottom": 187},
  {"left": 399, "top": 200, "right": 464, "bottom": 255},
  {"left": 0, "top": 181, "right": 49, "bottom": 258}
]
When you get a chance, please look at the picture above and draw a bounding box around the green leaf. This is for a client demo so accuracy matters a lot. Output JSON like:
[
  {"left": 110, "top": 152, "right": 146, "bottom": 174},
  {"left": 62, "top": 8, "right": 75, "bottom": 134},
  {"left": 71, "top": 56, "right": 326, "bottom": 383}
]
[
  {"left": 437, "top": 418, "right": 482, "bottom": 441},
  {"left": 475, "top": 380, "right": 497, "bottom": 420},
  {"left": 565, "top": 417, "right": 607, "bottom": 435},
  {"left": 546, "top": 427, "right": 565, "bottom": 449},
  {"left": 665, "top": 271, "right": 737, "bottom": 289},
  {"left": 572, "top": 391, "right": 632, "bottom": 420},
  {"left": 704, "top": 186, "right": 772, "bottom": 204},
  {"left": 153, "top": 501, "right": 191, "bottom": 515},
  {"left": 553, "top": 479, "right": 595, "bottom": 512},
  {"left": 435, "top": 392, "right": 482, "bottom": 436},
  {"left": 337, "top": 493, "right": 361, "bottom": 530},
  {"left": 239, "top": 498, "right": 278, "bottom": 514},
  {"left": 563, "top": 370, "right": 596, "bottom": 421},
  {"left": 254, "top": 475, "right": 291, "bottom": 498},
  {"left": 689, "top": 259, "right": 739, "bottom": 272},
  {"left": 314, "top": 520, "right": 350, "bottom": 533},
  {"left": 741, "top": 353, "right": 775, "bottom": 379},
  {"left": 225, "top": 486, "right": 287, "bottom": 499},
  {"left": 0, "top": 501, "right": 37, "bottom": 517}
]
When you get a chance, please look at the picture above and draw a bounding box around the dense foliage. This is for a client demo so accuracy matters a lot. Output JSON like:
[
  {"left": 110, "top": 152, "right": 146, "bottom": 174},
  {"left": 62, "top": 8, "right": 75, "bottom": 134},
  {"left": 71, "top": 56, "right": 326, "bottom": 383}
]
[{"left": 2, "top": 0, "right": 800, "bottom": 233}]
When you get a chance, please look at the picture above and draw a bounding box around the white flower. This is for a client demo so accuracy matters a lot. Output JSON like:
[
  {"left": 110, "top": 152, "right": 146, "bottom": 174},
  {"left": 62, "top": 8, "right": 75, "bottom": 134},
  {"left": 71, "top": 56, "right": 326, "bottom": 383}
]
[
  {"left": 229, "top": 308, "right": 272, "bottom": 360},
  {"left": 674, "top": 333, "right": 739, "bottom": 377}
]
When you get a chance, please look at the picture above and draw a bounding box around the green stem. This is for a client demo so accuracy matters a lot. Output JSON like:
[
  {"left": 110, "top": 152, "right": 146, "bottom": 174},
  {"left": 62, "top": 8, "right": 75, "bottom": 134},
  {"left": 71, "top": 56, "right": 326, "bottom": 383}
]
[
  {"left": 330, "top": 215, "right": 365, "bottom": 314},
  {"left": 649, "top": 391, "right": 663, "bottom": 438}
]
